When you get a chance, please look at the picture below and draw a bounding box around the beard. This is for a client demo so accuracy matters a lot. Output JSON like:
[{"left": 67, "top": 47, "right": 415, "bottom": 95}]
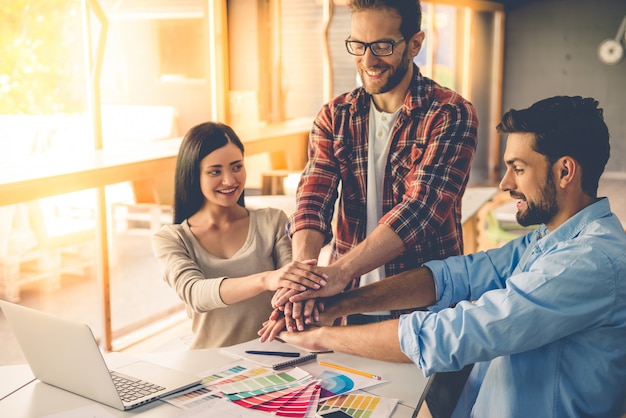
[
  {"left": 360, "top": 48, "right": 411, "bottom": 95},
  {"left": 515, "top": 169, "right": 559, "bottom": 227}
]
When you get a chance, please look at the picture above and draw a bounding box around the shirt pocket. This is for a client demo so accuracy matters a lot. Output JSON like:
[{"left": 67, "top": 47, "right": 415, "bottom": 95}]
[
  {"left": 388, "top": 144, "right": 426, "bottom": 198},
  {"left": 410, "top": 143, "right": 426, "bottom": 163},
  {"left": 334, "top": 141, "right": 361, "bottom": 201}
]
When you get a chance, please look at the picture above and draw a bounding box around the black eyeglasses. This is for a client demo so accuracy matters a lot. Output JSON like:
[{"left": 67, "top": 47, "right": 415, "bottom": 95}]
[{"left": 345, "top": 37, "right": 405, "bottom": 57}]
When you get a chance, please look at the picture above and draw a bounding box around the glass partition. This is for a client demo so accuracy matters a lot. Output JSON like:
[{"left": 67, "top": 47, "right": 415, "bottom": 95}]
[{"left": 0, "top": 0, "right": 217, "bottom": 362}]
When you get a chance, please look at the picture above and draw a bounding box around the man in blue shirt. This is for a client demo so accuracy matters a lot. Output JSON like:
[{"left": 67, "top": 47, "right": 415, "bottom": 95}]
[{"left": 262, "top": 96, "right": 626, "bottom": 417}]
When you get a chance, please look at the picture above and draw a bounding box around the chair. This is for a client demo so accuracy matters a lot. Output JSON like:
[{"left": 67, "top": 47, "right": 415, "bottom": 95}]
[
  {"left": 413, "top": 365, "right": 474, "bottom": 418},
  {"left": 0, "top": 204, "right": 39, "bottom": 301},
  {"left": 0, "top": 193, "right": 96, "bottom": 302}
]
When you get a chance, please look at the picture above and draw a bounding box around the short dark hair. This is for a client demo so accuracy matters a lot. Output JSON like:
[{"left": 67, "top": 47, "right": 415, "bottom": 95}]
[
  {"left": 173, "top": 122, "right": 245, "bottom": 223},
  {"left": 347, "top": 0, "right": 422, "bottom": 37},
  {"left": 497, "top": 96, "right": 610, "bottom": 198}
]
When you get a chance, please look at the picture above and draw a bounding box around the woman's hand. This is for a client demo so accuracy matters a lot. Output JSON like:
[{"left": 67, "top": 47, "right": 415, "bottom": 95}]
[
  {"left": 264, "top": 259, "right": 327, "bottom": 292},
  {"left": 271, "top": 287, "right": 297, "bottom": 309},
  {"left": 271, "top": 285, "right": 327, "bottom": 309},
  {"left": 258, "top": 309, "right": 287, "bottom": 342}
]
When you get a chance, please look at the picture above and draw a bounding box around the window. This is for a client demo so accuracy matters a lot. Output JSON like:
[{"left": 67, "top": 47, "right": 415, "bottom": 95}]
[{"left": 0, "top": 0, "right": 216, "bottom": 362}]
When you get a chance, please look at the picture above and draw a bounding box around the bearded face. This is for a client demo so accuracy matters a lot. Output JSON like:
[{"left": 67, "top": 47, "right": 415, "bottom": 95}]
[{"left": 514, "top": 167, "right": 559, "bottom": 227}]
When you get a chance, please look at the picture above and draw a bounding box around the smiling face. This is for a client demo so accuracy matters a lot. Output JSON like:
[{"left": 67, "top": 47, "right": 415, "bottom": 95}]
[
  {"left": 499, "top": 132, "right": 560, "bottom": 228},
  {"left": 350, "top": 8, "right": 418, "bottom": 97},
  {"left": 198, "top": 142, "right": 246, "bottom": 209}
]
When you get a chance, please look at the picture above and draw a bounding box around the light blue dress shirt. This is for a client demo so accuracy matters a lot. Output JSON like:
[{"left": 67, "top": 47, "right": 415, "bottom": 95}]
[{"left": 398, "top": 198, "right": 626, "bottom": 417}]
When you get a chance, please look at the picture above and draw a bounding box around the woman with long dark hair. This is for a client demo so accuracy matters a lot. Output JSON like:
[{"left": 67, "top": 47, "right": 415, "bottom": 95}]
[{"left": 153, "top": 122, "right": 325, "bottom": 348}]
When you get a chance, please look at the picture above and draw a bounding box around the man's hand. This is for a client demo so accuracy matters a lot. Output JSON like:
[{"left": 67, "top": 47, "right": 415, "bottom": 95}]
[
  {"left": 271, "top": 263, "right": 350, "bottom": 329},
  {"left": 260, "top": 299, "right": 322, "bottom": 337},
  {"left": 259, "top": 296, "right": 343, "bottom": 342},
  {"left": 271, "top": 292, "right": 320, "bottom": 330},
  {"left": 289, "top": 298, "right": 321, "bottom": 330},
  {"left": 280, "top": 319, "right": 412, "bottom": 363},
  {"left": 258, "top": 314, "right": 331, "bottom": 352},
  {"left": 278, "top": 326, "right": 330, "bottom": 352}
]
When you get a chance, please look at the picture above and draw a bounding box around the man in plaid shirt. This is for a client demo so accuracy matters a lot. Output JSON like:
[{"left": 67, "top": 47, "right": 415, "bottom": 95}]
[
  {"left": 269, "top": 2, "right": 478, "bottom": 415},
  {"left": 271, "top": 0, "right": 478, "bottom": 328}
]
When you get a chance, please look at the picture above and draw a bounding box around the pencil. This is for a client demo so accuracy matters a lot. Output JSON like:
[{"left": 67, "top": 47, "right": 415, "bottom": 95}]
[{"left": 318, "top": 361, "right": 382, "bottom": 380}]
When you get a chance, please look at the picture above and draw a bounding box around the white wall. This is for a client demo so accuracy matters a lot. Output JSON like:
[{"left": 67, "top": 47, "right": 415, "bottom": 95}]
[{"left": 502, "top": 0, "right": 626, "bottom": 173}]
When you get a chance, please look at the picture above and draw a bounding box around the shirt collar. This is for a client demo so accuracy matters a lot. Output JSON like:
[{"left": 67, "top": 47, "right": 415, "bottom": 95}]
[{"left": 533, "top": 198, "right": 613, "bottom": 250}]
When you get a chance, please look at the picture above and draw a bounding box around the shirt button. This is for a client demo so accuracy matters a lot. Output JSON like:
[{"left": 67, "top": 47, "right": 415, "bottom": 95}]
[{"left": 377, "top": 131, "right": 383, "bottom": 137}]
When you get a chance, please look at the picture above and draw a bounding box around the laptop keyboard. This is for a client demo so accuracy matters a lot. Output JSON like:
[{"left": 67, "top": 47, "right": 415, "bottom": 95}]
[{"left": 111, "top": 371, "right": 166, "bottom": 403}]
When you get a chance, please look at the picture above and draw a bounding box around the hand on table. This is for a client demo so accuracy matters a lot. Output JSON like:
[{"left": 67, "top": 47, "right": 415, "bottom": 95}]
[
  {"left": 278, "top": 326, "right": 330, "bottom": 353},
  {"left": 258, "top": 312, "right": 327, "bottom": 350},
  {"left": 259, "top": 300, "right": 320, "bottom": 339}
]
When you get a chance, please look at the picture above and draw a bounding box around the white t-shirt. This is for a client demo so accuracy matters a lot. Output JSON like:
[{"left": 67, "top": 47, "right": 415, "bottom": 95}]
[{"left": 360, "top": 100, "right": 400, "bottom": 315}]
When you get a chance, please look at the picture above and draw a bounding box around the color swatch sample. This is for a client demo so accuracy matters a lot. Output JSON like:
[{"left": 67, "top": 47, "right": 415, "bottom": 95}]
[
  {"left": 274, "top": 382, "right": 321, "bottom": 417},
  {"left": 166, "top": 357, "right": 396, "bottom": 418},
  {"left": 162, "top": 385, "right": 222, "bottom": 409},
  {"left": 318, "top": 394, "right": 396, "bottom": 418},
  {"left": 219, "top": 368, "right": 321, "bottom": 417},
  {"left": 217, "top": 368, "right": 308, "bottom": 395},
  {"left": 319, "top": 370, "right": 355, "bottom": 398},
  {"left": 205, "top": 365, "right": 271, "bottom": 386}
]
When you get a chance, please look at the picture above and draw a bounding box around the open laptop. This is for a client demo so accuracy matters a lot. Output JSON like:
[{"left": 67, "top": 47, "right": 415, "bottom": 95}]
[{"left": 0, "top": 300, "right": 201, "bottom": 410}]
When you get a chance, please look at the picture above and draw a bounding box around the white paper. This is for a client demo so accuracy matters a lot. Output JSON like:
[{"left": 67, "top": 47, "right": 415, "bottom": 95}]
[{"left": 220, "top": 338, "right": 313, "bottom": 368}]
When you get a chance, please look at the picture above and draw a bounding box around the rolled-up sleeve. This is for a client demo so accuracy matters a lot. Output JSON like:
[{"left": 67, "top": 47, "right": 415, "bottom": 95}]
[
  {"left": 399, "top": 236, "right": 619, "bottom": 377},
  {"left": 287, "top": 105, "right": 341, "bottom": 241},
  {"left": 398, "top": 312, "right": 431, "bottom": 375}
]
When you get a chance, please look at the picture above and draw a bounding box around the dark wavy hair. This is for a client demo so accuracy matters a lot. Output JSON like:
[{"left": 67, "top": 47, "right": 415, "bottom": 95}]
[
  {"left": 173, "top": 122, "right": 245, "bottom": 224},
  {"left": 497, "top": 96, "right": 610, "bottom": 198},
  {"left": 347, "top": 0, "right": 422, "bottom": 39}
]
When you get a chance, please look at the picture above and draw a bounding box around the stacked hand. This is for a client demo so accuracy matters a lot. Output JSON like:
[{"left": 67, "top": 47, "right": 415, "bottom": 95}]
[
  {"left": 261, "top": 264, "right": 350, "bottom": 341},
  {"left": 266, "top": 259, "right": 328, "bottom": 292}
]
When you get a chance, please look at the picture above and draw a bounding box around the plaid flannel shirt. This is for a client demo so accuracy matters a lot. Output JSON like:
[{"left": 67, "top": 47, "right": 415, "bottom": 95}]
[{"left": 287, "top": 66, "right": 478, "bottom": 311}]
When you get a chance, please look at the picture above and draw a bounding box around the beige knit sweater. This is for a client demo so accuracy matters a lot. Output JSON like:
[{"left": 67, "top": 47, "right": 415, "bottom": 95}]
[{"left": 152, "top": 207, "right": 292, "bottom": 348}]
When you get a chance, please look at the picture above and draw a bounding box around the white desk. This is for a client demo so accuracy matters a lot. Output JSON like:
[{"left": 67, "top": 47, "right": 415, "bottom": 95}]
[
  {"left": 0, "top": 348, "right": 426, "bottom": 417},
  {"left": 460, "top": 187, "right": 499, "bottom": 254}
]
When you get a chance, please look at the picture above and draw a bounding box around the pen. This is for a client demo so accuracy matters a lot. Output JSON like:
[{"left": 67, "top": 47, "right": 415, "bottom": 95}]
[
  {"left": 245, "top": 350, "right": 301, "bottom": 357},
  {"left": 318, "top": 361, "right": 382, "bottom": 380}
]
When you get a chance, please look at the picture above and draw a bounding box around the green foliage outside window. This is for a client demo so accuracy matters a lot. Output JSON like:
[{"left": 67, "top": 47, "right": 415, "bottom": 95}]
[{"left": 0, "top": 0, "right": 86, "bottom": 114}]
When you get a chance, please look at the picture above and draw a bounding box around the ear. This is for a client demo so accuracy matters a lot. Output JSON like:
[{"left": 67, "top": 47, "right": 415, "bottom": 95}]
[
  {"left": 409, "top": 31, "right": 425, "bottom": 57},
  {"left": 556, "top": 156, "right": 577, "bottom": 188}
]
